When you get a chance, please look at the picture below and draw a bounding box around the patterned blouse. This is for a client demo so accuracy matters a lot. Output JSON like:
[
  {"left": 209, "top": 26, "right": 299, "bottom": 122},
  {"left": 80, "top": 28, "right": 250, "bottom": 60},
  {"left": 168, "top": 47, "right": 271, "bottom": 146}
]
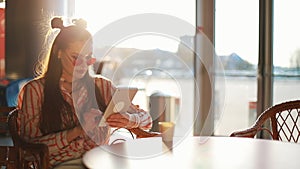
[{"left": 17, "top": 76, "right": 152, "bottom": 167}]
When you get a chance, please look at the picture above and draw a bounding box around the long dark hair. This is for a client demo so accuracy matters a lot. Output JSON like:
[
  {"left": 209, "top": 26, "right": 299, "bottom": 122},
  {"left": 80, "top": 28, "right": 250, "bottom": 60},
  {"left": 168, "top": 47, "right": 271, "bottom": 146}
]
[{"left": 39, "top": 17, "right": 106, "bottom": 134}]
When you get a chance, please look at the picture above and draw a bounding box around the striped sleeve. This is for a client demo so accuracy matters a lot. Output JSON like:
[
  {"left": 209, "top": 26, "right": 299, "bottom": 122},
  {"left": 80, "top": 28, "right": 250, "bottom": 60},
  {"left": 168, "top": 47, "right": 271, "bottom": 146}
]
[
  {"left": 128, "top": 105, "right": 153, "bottom": 130},
  {"left": 17, "top": 80, "right": 69, "bottom": 153}
]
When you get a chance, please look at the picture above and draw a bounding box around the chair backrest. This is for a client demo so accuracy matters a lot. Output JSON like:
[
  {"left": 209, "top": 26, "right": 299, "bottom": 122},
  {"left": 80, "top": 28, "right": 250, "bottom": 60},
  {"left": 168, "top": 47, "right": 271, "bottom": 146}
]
[
  {"left": 230, "top": 100, "right": 300, "bottom": 143},
  {"left": 0, "top": 106, "right": 16, "bottom": 135},
  {"left": 7, "top": 109, "right": 23, "bottom": 146}
]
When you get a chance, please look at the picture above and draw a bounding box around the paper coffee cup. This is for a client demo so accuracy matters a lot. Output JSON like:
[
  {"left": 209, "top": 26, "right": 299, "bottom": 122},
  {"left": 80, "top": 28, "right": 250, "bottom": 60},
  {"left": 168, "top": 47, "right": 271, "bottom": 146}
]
[{"left": 159, "top": 122, "right": 175, "bottom": 142}]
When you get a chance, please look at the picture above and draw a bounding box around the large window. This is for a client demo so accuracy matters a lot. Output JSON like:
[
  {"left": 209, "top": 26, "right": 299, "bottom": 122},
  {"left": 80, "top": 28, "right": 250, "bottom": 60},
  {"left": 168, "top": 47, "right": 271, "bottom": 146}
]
[
  {"left": 214, "top": 0, "right": 259, "bottom": 136},
  {"left": 214, "top": 0, "right": 300, "bottom": 136},
  {"left": 35, "top": 0, "right": 300, "bottom": 137},
  {"left": 273, "top": 0, "right": 300, "bottom": 104},
  {"left": 74, "top": 0, "right": 196, "bottom": 135}
]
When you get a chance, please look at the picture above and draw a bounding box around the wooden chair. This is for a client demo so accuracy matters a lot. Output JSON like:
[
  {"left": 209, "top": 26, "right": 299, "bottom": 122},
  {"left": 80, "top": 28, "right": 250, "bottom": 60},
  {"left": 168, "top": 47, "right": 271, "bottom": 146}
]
[
  {"left": 0, "top": 146, "right": 17, "bottom": 169},
  {"left": 7, "top": 108, "right": 158, "bottom": 168},
  {"left": 230, "top": 100, "right": 300, "bottom": 143},
  {"left": 8, "top": 108, "right": 49, "bottom": 169},
  {"left": 0, "top": 106, "right": 15, "bottom": 135},
  {"left": 0, "top": 107, "right": 17, "bottom": 169}
]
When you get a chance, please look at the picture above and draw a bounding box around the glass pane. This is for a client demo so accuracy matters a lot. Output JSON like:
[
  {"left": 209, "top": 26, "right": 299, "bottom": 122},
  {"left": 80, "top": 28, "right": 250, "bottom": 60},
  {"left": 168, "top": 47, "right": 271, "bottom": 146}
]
[
  {"left": 74, "top": 0, "right": 196, "bottom": 135},
  {"left": 273, "top": 0, "right": 300, "bottom": 104},
  {"left": 214, "top": 0, "right": 259, "bottom": 136}
]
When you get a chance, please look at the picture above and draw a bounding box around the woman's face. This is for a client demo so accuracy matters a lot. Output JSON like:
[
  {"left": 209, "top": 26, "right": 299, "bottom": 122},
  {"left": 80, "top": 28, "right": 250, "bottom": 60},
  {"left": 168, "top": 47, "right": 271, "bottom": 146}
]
[{"left": 60, "top": 40, "right": 95, "bottom": 81}]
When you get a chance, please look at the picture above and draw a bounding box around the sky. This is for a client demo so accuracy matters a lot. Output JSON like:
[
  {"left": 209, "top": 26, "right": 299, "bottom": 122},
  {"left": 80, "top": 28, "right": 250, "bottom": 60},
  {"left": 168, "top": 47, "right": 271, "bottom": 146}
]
[
  {"left": 273, "top": 0, "right": 300, "bottom": 68},
  {"left": 215, "top": 0, "right": 300, "bottom": 67},
  {"left": 215, "top": 0, "right": 259, "bottom": 65},
  {"left": 74, "top": 0, "right": 195, "bottom": 53},
  {"left": 74, "top": 0, "right": 300, "bottom": 68}
]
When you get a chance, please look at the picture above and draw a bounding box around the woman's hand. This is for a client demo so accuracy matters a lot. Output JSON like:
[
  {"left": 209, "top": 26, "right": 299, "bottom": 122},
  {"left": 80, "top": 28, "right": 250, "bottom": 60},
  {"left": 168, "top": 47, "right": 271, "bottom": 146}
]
[{"left": 106, "top": 112, "right": 138, "bottom": 129}]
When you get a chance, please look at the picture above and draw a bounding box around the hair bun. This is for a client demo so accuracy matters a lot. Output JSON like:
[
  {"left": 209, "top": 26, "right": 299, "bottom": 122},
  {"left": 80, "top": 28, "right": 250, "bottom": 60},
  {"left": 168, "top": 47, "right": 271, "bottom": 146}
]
[
  {"left": 51, "top": 17, "right": 64, "bottom": 29},
  {"left": 72, "top": 18, "right": 87, "bottom": 29}
]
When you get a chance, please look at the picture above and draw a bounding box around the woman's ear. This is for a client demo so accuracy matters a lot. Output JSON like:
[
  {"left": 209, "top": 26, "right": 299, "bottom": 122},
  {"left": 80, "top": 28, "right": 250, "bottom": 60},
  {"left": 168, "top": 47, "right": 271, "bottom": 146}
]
[{"left": 58, "top": 50, "right": 62, "bottom": 59}]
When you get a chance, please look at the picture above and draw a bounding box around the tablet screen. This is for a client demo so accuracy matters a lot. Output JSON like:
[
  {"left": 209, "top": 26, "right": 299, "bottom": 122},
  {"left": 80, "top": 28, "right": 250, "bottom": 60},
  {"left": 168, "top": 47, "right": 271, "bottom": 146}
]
[{"left": 98, "top": 87, "right": 138, "bottom": 126}]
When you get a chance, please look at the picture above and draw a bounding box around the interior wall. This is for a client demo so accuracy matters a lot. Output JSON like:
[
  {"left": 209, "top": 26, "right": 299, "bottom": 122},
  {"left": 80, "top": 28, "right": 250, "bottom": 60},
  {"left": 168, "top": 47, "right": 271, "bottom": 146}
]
[{"left": 5, "top": 0, "right": 65, "bottom": 79}]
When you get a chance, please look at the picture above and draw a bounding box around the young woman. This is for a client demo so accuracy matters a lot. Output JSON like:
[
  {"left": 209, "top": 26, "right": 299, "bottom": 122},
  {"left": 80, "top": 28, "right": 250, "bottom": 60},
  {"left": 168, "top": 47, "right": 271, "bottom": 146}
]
[{"left": 17, "top": 17, "right": 152, "bottom": 169}]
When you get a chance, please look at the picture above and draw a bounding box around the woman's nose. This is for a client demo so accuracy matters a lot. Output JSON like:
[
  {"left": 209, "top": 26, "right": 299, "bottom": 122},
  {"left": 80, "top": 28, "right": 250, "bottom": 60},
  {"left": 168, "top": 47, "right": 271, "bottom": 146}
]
[{"left": 75, "top": 58, "right": 84, "bottom": 66}]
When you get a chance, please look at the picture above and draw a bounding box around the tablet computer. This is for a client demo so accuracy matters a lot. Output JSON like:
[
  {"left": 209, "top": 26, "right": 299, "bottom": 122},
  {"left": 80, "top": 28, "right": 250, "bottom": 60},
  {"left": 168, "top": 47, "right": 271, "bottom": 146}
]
[{"left": 98, "top": 87, "right": 138, "bottom": 127}]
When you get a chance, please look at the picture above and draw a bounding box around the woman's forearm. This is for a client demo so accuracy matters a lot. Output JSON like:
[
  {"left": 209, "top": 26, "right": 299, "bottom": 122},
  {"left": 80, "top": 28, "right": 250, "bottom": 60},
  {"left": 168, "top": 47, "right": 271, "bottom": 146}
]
[{"left": 66, "top": 126, "right": 83, "bottom": 142}]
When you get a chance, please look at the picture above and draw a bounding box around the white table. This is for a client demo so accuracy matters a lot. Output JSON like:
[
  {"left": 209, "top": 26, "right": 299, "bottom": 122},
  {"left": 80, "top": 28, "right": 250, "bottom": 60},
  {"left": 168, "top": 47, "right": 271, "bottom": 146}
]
[{"left": 83, "top": 136, "right": 300, "bottom": 169}]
